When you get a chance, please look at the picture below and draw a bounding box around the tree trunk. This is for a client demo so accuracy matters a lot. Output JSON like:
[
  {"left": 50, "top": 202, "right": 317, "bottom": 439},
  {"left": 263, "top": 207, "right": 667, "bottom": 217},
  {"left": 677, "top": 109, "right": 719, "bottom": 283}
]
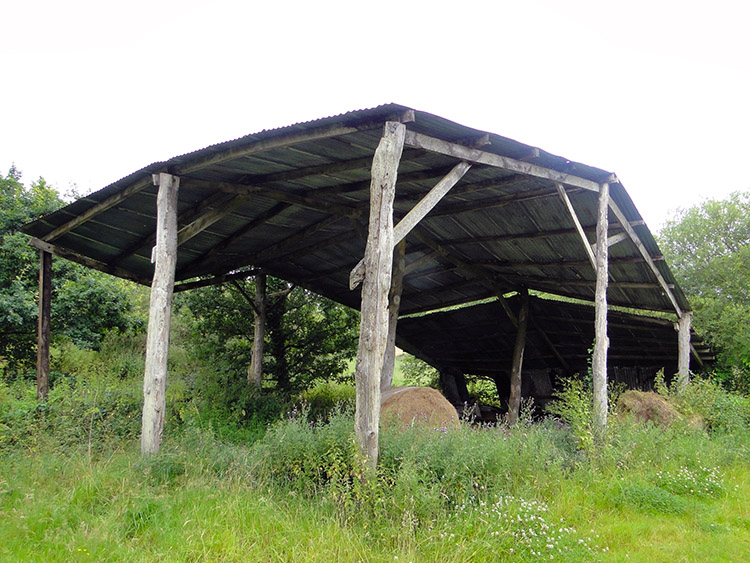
[
  {"left": 354, "top": 121, "right": 405, "bottom": 472},
  {"left": 141, "top": 173, "right": 179, "bottom": 456},
  {"left": 247, "top": 274, "right": 267, "bottom": 389}
]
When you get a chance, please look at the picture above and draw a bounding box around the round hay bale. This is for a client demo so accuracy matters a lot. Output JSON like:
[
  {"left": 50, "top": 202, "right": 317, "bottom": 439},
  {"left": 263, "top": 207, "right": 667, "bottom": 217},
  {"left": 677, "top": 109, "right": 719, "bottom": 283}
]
[
  {"left": 381, "top": 386, "right": 460, "bottom": 430},
  {"left": 616, "top": 390, "right": 682, "bottom": 427}
]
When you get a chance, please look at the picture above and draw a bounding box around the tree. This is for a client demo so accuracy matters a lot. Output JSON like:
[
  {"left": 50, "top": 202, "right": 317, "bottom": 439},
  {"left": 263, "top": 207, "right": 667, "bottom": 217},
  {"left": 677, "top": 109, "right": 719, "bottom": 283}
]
[
  {"left": 181, "top": 275, "right": 359, "bottom": 393},
  {"left": 0, "top": 167, "right": 138, "bottom": 376},
  {"left": 658, "top": 191, "right": 750, "bottom": 390}
]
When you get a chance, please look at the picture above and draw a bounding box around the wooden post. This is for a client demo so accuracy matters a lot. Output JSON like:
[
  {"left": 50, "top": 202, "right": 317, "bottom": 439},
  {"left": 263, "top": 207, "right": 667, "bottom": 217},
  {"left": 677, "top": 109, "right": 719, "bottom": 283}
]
[
  {"left": 507, "top": 289, "right": 529, "bottom": 425},
  {"left": 141, "top": 173, "right": 179, "bottom": 456},
  {"left": 353, "top": 121, "right": 405, "bottom": 471},
  {"left": 381, "top": 239, "right": 406, "bottom": 391},
  {"left": 36, "top": 250, "right": 52, "bottom": 401},
  {"left": 248, "top": 274, "right": 267, "bottom": 389},
  {"left": 677, "top": 311, "right": 692, "bottom": 391},
  {"left": 592, "top": 183, "right": 610, "bottom": 438}
]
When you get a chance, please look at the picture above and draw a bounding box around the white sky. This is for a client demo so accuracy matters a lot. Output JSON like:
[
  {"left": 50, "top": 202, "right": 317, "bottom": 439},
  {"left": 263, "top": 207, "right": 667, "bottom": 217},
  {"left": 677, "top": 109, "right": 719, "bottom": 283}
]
[{"left": 2, "top": 0, "right": 748, "bottom": 230}]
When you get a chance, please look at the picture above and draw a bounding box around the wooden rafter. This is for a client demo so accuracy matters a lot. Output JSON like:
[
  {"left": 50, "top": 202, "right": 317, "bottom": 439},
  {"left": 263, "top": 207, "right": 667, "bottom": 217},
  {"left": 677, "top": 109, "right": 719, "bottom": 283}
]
[
  {"left": 350, "top": 161, "right": 472, "bottom": 289},
  {"left": 556, "top": 183, "right": 596, "bottom": 270},
  {"left": 608, "top": 199, "right": 684, "bottom": 317},
  {"left": 176, "top": 202, "right": 291, "bottom": 279},
  {"left": 173, "top": 268, "right": 263, "bottom": 293},
  {"left": 429, "top": 184, "right": 562, "bottom": 217},
  {"left": 43, "top": 176, "right": 153, "bottom": 242},
  {"left": 29, "top": 237, "right": 153, "bottom": 286},
  {"left": 403, "top": 130, "right": 601, "bottom": 192}
]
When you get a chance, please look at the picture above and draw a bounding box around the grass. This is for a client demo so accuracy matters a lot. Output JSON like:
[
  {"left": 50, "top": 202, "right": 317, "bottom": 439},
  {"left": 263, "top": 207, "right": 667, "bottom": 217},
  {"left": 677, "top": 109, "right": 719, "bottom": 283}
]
[{"left": 2, "top": 410, "right": 750, "bottom": 562}]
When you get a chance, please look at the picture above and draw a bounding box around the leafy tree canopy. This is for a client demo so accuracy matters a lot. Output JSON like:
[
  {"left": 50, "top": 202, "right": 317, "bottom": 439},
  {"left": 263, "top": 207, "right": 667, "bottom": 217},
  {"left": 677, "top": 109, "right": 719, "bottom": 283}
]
[
  {"left": 0, "top": 167, "right": 139, "bottom": 374},
  {"left": 658, "top": 190, "right": 750, "bottom": 388}
]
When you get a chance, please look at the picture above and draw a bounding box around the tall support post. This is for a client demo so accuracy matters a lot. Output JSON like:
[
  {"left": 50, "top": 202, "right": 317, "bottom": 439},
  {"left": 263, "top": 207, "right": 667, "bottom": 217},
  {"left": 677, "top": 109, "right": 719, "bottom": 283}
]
[
  {"left": 353, "top": 121, "right": 405, "bottom": 471},
  {"left": 592, "top": 182, "right": 610, "bottom": 438},
  {"left": 381, "top": 239, "right": 406, "bottom": 391},
  {"left": 677, "top": 311, "right": 692, "bottom": 391},
  {"left": 36, "top": 250, "right": 52, "bottom": 401},
  {"left": 141, "top": 173, "right": 180, "bottom": 456},
  {"left": 507, "top": 288, "right": 529, "bottom": 425},
  {"left": 248, "top": 274, "right": 267, "bottom": 388}
]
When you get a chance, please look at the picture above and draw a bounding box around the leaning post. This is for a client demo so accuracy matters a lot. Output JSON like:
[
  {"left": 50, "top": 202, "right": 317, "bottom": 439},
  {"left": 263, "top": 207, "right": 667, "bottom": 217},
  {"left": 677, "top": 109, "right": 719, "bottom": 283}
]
[
  {"left": 36, "top": 250, "right": 52, "bottom": 401},
  {"left": 676, "top": 311, "right": 692, "bottom": 391},
  {"left": 592, "top": 182, "right": 610, "bottom": 439},
  {"left": 353, "top": 121, "right": 405, "bottom": 472},
  {"left": 141, "top": 173, "right": 179, "bottom": 456},
  {"left": 381, "top": 239, "right": 406, "bottom": 391}
]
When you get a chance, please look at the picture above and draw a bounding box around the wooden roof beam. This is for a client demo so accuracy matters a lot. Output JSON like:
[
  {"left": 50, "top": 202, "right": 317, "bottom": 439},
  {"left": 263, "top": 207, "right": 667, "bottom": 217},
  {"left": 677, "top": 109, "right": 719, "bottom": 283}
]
[
  {"left": 608, "top": 199, "right": 685, "bottom": 317},
  {"left": 403, "top": 130, "right": 602, "bottom": 192},
  {"left": 42, "top": 176, "right": 153, "bottom": 243},
  {"left": 476, "top": 256, "right": 665, "bottom": 270},
  {"left": 173, "top": 268, "right": 263, "bottom": 293},
  {"left": 176, "top": 202, "right": 291, "bottom": 280},
  {"left": 29, "top": 237, "right": 153, "bottom": 286},
  {"left": 350, "top": 161, "right": 472, "bottom": 288},
  {"left": 428, "top": 184, "right": 564, "bottom": 217},
  {"left": 556, "top": 183, "right": 596, "bottom": 270}
]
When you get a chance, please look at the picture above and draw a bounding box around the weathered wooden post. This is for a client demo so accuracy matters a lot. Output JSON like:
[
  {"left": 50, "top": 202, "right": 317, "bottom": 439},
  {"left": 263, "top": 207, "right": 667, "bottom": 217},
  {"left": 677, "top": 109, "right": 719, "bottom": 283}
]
[
  {"left": 248, "top": 273, "right": 267, "bottom": 388},
  {"left": 676, "top": 311, "right": 692, "bottom": 391},
  {"left": 592, "top": 182, "right": 610, "bottom": 438},
  {"left": 36, "top": 250, "right": 52, "bottom": 401},
  {"left": 141, "top": 173, "right": 179, "bottom": 456},
  {"left": 352, "top": 121, "right": 405, "bottom": 471},
  {"left": 381, "top": 239, "right": 406, "bottom": 391},
  {"left": 507, "top": 288, "right": 529, "bottom": 425}
]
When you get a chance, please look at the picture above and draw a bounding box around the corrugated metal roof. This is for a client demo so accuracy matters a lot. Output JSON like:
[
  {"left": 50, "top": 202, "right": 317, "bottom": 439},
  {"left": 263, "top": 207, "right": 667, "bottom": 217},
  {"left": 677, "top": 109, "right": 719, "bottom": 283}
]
[{"left": 22, "top": 104, "right": 691, "bottom": 320}]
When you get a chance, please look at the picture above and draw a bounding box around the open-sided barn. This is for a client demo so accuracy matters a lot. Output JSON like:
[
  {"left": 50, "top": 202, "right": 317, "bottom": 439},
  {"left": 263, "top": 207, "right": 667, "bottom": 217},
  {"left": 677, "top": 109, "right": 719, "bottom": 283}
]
[{"left": 22, "top": 104, "right": 707, "bottom": 459}]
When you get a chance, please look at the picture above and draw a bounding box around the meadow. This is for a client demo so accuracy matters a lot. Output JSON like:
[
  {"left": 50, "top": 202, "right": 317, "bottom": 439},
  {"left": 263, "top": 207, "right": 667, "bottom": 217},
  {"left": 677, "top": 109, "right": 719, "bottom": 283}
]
[{"left": 2, "top": 357, "right": 750, "bottom": 562}]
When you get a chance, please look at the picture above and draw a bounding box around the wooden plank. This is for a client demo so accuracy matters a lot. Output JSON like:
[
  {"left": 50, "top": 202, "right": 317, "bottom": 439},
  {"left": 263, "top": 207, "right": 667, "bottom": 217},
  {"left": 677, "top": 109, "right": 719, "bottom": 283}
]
[
  {"left": 404, "top": 130, "right": 602, "bottom": 192},
  {"left": 173, "top": 268, "right": 262, "bottom": 293},
  {"left": 141, "top": 173, "right": 179, "bottom": 456},
  {"left": 429, "top": 184, "right": 560, "bottom": 217},
  {"left": 608, "top": 199, "right": 684, "bottom": 317},
  {"left": 176, "top": 202, "right": 290, "bottom": 280},
  {"left": 112, "top": 191, "right": 232, "bottom": 265},
  {"left": 350, "top": 161, "right": 471, "bottom": 288},
  {"left": 28, "top": 237, "right": 153, "bottom": 286},
  {"left": 185, "top": 178, "right": 362, "bottom": 218},
  {"left": 556, "top": 183, "right": 596, "bottom": 270},
  {"left": 354, "top": 121, "right": 405, "bottom": 472},
  {"left": 176, "top": 195, "right": 247, "bottom": 246},
  {"left": 43, "top": 176, "right": 152, "bottom": 242},
  {"left": 393, "top": 161, "right": 471, "bottom": 242},
  {"left": 592, "top": 182, "right": 610, "bottom": 438},
  {"left": 381, "top": 239, "right": 406, "bottom": 391},
  {"left": 507, "top": 289, "right": 529, "bottom": 425},
  {"left": 607, "top": 232, "right": 629, "bottom": 247},
  {"left": 36, "top": 251, "right": 52, "bottom": 401},
  {"left": 677, "top": 311, "right": 692, "bottom": 390}
]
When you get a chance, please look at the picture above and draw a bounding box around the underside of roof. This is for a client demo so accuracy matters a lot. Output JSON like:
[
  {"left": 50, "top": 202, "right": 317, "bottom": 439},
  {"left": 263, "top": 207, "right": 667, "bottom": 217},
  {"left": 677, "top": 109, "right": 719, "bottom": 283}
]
[
  {"left": 397, "top": 296, "right": 713, "bottom": 378},
  {"left": 23, "top": 104, "right": 691, "bottom": 326}
]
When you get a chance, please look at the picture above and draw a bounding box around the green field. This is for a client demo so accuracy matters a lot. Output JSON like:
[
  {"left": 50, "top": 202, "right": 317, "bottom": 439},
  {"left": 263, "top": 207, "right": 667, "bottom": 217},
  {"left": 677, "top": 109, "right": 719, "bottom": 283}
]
[{"left": 2, "top": 377, "right": 749, "bottom": 562}]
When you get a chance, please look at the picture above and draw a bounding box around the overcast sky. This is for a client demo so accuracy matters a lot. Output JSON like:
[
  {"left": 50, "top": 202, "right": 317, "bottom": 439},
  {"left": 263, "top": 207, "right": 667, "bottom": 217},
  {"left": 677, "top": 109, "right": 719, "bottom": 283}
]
[{"left": 2, "top": 0, "right": 748, "bottom": 230}]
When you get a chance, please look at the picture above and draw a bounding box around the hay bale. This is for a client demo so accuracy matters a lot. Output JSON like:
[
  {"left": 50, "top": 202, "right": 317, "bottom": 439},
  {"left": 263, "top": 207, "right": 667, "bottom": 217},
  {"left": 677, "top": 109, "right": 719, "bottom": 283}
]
[
  {"left": 381, "top": 386, "right": 460, "bottom": 430},
  {"left": 616, "top": 390, "right": 682, "bottom": 426}
]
